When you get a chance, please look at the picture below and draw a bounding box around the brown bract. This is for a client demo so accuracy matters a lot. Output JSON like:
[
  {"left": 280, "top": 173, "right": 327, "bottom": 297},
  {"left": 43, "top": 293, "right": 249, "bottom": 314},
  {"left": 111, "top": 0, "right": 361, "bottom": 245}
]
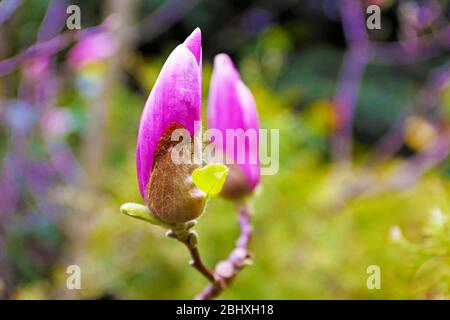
[
  {"left": 146, "top": 124, "right": 205, "bottom": 224},
  {"left": 220, "top": 164, "right": 251, "bottom": 200}
]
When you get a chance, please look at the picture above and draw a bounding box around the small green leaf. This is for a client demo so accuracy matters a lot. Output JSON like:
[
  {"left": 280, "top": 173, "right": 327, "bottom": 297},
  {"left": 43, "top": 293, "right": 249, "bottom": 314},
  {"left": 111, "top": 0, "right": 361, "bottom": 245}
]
[
  {"left": 192, "top": 164, "right": 229, "bottom": 197},
  {"left": 120, "top": 202, "right": 173, "bottom": 228}
]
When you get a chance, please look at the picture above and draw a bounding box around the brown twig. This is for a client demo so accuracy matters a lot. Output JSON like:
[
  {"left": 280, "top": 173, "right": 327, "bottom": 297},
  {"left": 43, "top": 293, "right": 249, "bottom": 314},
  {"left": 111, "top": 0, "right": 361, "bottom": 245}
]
[
  {"left": 169, "top": 228, "right": 216, "bottom": 283},
  {"left": 194, "top": 201, "right": 253, "bottom": 300},
  {"left": 187, "top": 244, "right": 216, "bottom": 283}
]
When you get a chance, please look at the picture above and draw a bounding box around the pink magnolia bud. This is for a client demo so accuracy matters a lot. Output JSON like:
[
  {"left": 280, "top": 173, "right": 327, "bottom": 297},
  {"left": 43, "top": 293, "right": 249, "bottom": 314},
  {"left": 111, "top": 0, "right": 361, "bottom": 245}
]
[
  {"left": 136, "top": 28, "right": 204, "bottom": 224},
  {"left": 207, "top": 54, "right": 260, "bottom": 198}
]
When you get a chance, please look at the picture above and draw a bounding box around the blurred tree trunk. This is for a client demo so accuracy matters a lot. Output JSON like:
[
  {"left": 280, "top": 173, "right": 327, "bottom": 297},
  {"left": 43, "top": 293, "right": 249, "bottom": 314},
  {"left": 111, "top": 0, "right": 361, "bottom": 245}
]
[
  {"left": 0, "top": 229, "right": 12, "bottom": 299},
  {"left": 81, "top": 0, "right": 136, "bottom": 184},
  {"left": 55, "top": 0, "right": 136, "bottom": 299},
  {"left": 0, "top": 22, "right": 12, "bottom": 301}
]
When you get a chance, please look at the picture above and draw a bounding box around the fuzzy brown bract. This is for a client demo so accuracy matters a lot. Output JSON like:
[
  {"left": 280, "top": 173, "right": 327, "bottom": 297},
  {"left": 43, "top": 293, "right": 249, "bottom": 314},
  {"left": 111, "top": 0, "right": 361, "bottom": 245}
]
[{"left": 146, "top": 124, "right": 205, "bottom": 224}]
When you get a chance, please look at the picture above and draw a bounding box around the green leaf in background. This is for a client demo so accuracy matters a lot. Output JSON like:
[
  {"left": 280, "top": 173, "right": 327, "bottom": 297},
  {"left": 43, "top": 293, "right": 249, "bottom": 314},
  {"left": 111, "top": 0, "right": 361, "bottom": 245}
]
[
  {"left": 120, "top": 202, "right": 172, "bottom": 228},
  {"left": 192, "top": 164, "right": 229, "bottom": 197}
]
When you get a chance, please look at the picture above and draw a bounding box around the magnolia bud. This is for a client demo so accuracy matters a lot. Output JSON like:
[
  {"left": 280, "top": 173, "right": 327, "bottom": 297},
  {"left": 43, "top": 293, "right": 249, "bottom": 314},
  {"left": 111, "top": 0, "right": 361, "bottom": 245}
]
[
  {"left": 135, "top": 28, "right": 204, "bottom": 224},
  {"left": 147, "top": 125, "right": 205, "bottom": 224}
]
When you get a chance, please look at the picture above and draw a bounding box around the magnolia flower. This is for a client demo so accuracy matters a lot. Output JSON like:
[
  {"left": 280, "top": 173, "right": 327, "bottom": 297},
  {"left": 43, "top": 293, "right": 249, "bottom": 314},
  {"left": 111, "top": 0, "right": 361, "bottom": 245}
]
[
  {"left": 136, "top": 28, "right": 204, "bottom": 224},
  {"left": 207, "top": 54, "right": 260, "bottom": 198}
]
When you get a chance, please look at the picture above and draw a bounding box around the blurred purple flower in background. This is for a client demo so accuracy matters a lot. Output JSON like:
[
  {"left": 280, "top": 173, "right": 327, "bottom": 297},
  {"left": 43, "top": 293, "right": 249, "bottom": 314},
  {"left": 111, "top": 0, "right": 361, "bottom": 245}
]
[
  {"left": 0, "top": 0, "right": 22, "bottom": 25},
  {"left": 208, "top": 53, "right": 260, "bottom": 198},
  {"left": 5, "top": 101, "right": 36, "bottom": 134},
  {"left": 399, "top": 0, "right": 441, "bottom": 35},
  {"left": 242, "top": 8, "right": 273, "bottom": 34},
  {"left": 22, "top": 55, "right": 51, "bottom": 80},
  {"left": 67, "top": 31, "right": 117, "bottom": 70}
]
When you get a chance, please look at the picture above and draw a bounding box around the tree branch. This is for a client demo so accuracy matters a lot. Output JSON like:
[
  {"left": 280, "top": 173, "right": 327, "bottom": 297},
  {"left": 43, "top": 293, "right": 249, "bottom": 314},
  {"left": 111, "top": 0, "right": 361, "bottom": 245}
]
[
  {"left": 170, "top": 228, "right": 216, "bottom": 283},
  {"left": 194, "top": 201, "right": 253, "bottom": 300}
]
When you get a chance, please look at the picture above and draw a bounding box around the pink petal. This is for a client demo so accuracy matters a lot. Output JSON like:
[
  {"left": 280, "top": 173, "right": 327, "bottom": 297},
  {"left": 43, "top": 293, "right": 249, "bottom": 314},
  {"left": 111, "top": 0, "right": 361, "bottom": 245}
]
[
  {"left": 67, "top": 32, "right": 116, "bottom": 69},
  {"left": 136, "top": 39, "right": 201, "bottom": 199},
  {"left": 183, "top": 28, "right": 202, "bottom": 66},
  {"left": 207, "top": 53, "right": 260, "bottom": 190}
]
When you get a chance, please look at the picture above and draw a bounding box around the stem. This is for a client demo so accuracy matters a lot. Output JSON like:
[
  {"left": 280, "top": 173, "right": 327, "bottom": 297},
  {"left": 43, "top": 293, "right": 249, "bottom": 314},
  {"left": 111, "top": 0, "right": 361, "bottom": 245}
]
[
  {"left": 185, "top": 240, "right": 216, "bottom": 283},
  {"left": 332, "top": 0, "right": 368, "bottom": 163},
  {"left": 195, "top": 201, "right": 253, "bottom": 300},
  {"left": 171, "top": 229, "right": 216, "bottom": 283},
  {"left": 236, "top": 204, "right": 252, "bottom": 249}
]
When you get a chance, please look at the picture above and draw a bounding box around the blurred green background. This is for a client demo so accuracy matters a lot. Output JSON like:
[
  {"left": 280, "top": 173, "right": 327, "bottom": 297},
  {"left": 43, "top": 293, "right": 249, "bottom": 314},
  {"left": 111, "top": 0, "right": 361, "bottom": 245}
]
[{"left": 0, "top": 0, "right": 449, "bottom": 299}]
